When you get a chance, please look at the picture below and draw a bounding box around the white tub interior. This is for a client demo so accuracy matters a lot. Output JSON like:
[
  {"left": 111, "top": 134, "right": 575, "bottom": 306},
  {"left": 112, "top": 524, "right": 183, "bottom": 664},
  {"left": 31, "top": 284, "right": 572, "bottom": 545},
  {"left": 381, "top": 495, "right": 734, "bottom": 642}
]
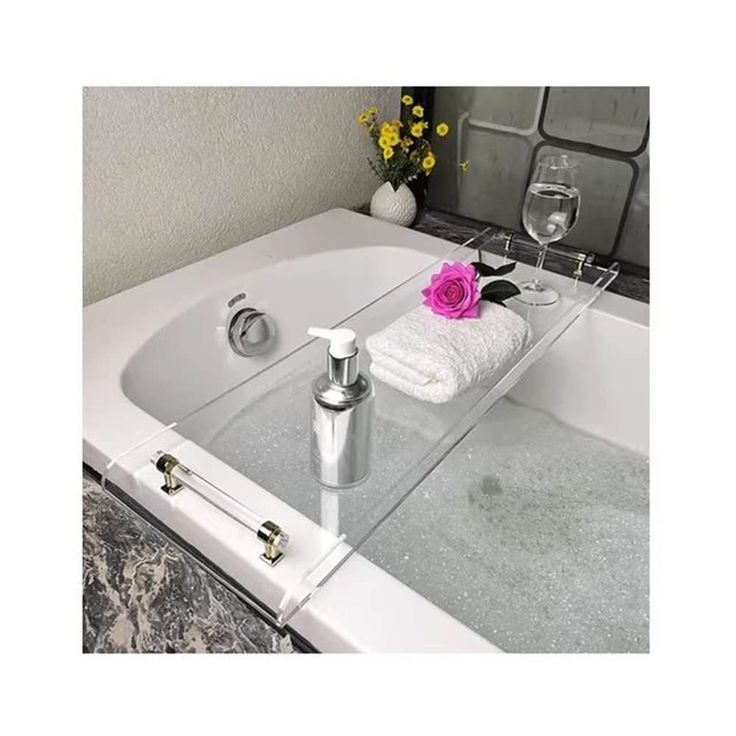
[{"left": 121, "top": 245, "right": 444, "bottom": 423}]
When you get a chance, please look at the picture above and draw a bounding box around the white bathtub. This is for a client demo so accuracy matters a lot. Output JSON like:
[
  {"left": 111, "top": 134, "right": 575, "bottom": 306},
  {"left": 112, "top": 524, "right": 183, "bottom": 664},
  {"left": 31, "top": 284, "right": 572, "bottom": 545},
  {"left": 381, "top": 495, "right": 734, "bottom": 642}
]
[{"left": 83, "top": 208, "right": 649, "bottom": 652}]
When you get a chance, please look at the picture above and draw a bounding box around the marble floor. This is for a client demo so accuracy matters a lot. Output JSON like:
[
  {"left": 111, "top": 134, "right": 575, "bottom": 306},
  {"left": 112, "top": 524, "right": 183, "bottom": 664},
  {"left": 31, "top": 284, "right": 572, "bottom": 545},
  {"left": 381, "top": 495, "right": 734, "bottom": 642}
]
[{"left": 82, "top": 471, "right": 300, "bottom": 653}]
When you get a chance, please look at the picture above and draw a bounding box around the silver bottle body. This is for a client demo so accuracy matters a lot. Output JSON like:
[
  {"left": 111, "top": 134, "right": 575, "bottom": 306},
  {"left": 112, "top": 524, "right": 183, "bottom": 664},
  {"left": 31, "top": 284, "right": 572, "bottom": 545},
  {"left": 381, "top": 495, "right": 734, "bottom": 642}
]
[{"left": 310, "top": 352, "right": 374, "bottom": 488}]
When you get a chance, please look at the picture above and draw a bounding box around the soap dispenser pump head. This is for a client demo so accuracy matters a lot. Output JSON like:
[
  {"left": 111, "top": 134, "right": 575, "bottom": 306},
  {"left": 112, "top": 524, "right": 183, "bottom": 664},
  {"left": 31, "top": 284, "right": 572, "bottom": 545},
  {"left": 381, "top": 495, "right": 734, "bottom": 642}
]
[
  {"left": 308, "top": 326, "right": 360, "bottom": 386},
  {"left": 307, "top": 327, "right": 357, "bottom": 358}
]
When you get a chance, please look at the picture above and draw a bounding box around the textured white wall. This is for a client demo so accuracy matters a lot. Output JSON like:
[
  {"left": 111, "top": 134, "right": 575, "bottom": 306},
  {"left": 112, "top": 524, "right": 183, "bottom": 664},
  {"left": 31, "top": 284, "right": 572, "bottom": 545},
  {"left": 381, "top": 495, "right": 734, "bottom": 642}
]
[{"left": 83, "top": 87, "right": 399, "bottom": 304}]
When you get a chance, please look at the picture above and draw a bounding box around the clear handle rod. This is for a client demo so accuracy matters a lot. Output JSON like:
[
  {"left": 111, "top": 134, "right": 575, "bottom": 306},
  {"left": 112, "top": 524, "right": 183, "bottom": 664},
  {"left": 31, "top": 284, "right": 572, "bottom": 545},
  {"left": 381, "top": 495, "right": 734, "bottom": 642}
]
[{"left": 151, "top": 451, "right": 265, "bottom": 535}]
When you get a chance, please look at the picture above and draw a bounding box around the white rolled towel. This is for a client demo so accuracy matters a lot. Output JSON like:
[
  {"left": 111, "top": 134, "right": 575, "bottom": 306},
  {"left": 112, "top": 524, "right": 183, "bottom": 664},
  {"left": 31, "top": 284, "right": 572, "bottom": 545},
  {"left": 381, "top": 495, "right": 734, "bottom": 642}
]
[{"left": 365, "top": 302, "right": 531, "bottom": 403}]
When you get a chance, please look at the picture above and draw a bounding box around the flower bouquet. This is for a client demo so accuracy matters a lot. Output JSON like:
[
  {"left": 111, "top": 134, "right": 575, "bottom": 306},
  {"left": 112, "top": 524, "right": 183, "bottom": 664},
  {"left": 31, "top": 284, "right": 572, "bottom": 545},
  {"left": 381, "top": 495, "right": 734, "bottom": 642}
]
[{"left": 357, "top": 94, "right": 467, "bottom": 226}]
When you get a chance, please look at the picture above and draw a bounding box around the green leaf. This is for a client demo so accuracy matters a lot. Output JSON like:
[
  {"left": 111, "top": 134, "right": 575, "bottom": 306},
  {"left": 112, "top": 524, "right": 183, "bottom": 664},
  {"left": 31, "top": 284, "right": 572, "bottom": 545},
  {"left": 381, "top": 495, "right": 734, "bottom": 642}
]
[
  {"left": 471, "top": 261, "right": 517, "bottom": 278},
  {"left": 490, "top": 261, "right": 517, "bottom": 277},
  {"left": 471, "top": 261, "right": 496, "bottom": 276},
  {"left": 480, "top": 279, "right": 521, "bottom": 303}
]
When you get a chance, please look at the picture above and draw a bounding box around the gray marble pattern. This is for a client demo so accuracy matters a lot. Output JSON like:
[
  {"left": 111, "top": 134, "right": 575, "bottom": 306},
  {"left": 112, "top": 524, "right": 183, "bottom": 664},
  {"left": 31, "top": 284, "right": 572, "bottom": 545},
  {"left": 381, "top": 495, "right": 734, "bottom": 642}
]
[{"left": 83, "top": 472, "right": 299, "bottom": 653}]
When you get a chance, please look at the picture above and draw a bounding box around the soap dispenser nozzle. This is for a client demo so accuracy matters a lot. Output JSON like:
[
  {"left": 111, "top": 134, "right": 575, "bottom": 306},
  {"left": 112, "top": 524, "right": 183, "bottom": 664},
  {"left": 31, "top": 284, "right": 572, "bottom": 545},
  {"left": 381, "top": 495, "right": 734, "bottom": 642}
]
[
  {"left": 308, "top": 326, "right": 359, "bottom": 387},
  {"left": 307, "top": 327, "right": 357, "bottom": 357}
]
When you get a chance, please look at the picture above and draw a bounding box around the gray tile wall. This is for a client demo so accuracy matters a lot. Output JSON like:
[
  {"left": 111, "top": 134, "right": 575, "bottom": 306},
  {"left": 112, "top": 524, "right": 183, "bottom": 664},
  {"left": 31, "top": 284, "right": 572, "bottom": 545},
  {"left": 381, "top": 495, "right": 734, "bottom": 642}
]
[
  {"left": 543, "top": 87, "right": 648, "bottom": 152},
  {"left": 427, "top": 87, "right": 649, "bottom": 269}
]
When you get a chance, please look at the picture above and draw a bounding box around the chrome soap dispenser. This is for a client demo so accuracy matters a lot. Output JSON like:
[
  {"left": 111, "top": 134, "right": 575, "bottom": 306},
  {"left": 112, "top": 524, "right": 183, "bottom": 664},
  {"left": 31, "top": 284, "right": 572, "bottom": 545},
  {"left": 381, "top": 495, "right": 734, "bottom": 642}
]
[{"left": 308, "top": 327, "right": 374, "bottom": 488}]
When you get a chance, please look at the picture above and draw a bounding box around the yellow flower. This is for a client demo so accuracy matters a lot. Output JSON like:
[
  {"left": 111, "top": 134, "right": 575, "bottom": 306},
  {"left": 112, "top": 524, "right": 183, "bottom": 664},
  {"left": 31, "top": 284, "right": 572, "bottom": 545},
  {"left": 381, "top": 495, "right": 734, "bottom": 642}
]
[
  {"left": 436, "top": 122, "right": 450, "bottom": 137},
  {"left": 422, "top": 153, "right": 436, "bottom": 173},
  {"left": 391, "top": 119, "right": 403, "bottom": 128},
  {"left": 401, "top": 94, "right": 414, "bottom": 106},
  {"left": 358, "top": 111, "right": 370, "bottom": 124},
  {"left": 399, "top": 136, "right": 413, "bottom": 152},
  {"left": 459, "top": 160, "right": 470, "bottom": 172},
  {"left": 412, "top": 105, "right": 424, "bottom": 118},
  {"left": 378, "top": 135, "right": 391, "bottom": 150},
  {"left": 410, "top": 121, "right": 427, "bottom": 138},
  {"left": 386, "top": 129, "right": 400, "bottom": 146},
  {"left": 367, "top": 106, "right": 378, "bottom": 115},
  {"left": 383, "top": 146, "right": 395, "bottom": 160},
  {"left": 380, "top": 122, "right": 397, "bottom": 137}
]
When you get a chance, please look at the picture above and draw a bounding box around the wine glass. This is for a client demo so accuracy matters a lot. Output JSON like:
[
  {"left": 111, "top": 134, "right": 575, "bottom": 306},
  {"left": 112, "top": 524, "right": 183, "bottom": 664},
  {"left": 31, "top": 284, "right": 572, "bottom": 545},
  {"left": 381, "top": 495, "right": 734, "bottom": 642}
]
[{"left": 515, "top": 154, "right": 581, "bottom": 306}]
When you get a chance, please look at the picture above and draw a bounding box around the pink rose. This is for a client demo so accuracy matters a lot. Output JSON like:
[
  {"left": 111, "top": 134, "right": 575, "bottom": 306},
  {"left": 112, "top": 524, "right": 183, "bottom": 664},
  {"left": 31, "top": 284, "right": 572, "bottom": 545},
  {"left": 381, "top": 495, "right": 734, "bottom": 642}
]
[{"left": 421, "top": 262, "right": 480, "bottom": 319}]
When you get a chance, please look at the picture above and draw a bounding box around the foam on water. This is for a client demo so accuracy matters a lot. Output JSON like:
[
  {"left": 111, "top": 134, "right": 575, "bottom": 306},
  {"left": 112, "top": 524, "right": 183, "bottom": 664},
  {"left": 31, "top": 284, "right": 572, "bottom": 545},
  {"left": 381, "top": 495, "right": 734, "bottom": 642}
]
[
  {"left": 204, "top": 383, "right": 648, "bottom": 653},
  {"left": 204, "top": 369, "right": 472, "bottom": 542},
  {"left": 362, "top": 399, "right": 649, "bottom": 653}
]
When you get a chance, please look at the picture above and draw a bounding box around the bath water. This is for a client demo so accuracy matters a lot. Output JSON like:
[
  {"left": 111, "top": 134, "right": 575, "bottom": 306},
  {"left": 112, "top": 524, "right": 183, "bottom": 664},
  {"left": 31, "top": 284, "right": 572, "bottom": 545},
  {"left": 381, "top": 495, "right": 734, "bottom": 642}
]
[
  {"left": 362, "top": 398, "right": 649, "bottom": 653},
  {"left": 206, "top": 385, "right": 648, "bottom": 653}
]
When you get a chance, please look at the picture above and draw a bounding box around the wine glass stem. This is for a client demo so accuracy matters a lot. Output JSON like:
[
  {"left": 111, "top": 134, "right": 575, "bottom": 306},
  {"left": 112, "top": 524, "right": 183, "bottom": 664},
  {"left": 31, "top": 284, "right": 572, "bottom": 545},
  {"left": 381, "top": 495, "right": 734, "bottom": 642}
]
[{"left": 531, "top": 241, "right": 547, "bottom": 290}]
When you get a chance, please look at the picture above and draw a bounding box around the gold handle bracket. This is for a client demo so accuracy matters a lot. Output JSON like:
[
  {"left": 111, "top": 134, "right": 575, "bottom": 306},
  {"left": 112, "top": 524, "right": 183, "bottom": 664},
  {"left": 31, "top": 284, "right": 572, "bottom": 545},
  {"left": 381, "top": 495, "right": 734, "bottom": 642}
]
[
  {"left": 154, "top": 452, "right": 189, "bottom": 495},
  {"left": 257, "top": 520, "right": 289, "bottom": 567}
]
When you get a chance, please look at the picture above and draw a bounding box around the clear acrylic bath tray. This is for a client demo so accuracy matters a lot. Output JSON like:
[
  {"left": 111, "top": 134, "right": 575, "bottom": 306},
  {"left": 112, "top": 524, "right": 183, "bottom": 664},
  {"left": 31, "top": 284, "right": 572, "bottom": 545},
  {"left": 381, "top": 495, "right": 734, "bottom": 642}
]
[{"left": 103, "top": 229, "right": 619, "bottom": 628}]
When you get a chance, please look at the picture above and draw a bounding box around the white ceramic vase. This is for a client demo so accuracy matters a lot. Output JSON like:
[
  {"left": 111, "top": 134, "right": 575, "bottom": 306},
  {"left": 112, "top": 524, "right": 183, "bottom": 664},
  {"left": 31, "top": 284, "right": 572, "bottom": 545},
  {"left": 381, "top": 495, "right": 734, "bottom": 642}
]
[{"left": 369, "top": 182, "right": 417, "bottom": 227}]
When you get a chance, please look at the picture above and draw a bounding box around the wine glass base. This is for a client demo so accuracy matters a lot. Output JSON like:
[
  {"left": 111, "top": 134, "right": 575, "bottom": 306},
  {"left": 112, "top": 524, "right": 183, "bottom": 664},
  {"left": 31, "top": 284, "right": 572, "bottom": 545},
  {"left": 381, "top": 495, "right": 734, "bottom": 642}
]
[{"left": 514, "top": 280, "right": 560, "bottom": 306}]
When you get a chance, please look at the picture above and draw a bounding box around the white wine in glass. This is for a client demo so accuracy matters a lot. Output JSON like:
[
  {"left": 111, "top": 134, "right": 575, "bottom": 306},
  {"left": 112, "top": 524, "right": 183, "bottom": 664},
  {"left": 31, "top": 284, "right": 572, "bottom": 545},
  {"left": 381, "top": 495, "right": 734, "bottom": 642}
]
[{"left": 516, "top": 155, "right": 581, "bottom": 306}]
